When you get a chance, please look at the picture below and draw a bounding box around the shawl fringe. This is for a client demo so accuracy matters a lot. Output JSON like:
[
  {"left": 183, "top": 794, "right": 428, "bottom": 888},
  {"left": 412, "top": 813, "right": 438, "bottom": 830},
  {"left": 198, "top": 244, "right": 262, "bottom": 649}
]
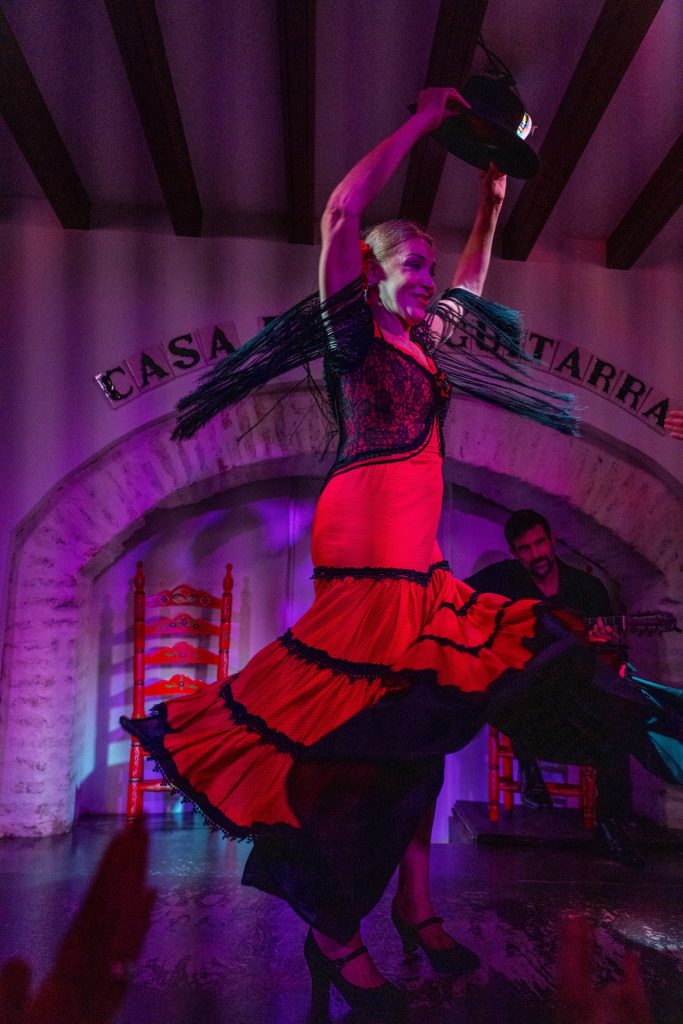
[
  {"left": 172, "top": 280, "right": 579, "bottom": 440},
  {"left": 430, "top": 288, "right": 579, "bottom": 436}
]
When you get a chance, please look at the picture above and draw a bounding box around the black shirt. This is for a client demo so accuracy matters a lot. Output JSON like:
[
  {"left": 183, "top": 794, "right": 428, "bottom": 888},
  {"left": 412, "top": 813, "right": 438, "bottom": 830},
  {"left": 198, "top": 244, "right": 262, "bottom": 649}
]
[{"left": 464, "top": 558, "right": 612, "bottom": 619}]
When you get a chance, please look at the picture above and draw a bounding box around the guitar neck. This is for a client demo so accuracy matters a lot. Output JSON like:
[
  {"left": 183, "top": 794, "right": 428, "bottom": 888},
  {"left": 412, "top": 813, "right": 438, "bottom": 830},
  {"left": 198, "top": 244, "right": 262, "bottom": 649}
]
[
  {"left": 585, "top": 615, "right": 627, "bottom": 631},
  {"left": 567, "top": 609, "right": 677, "bottom": 638}
]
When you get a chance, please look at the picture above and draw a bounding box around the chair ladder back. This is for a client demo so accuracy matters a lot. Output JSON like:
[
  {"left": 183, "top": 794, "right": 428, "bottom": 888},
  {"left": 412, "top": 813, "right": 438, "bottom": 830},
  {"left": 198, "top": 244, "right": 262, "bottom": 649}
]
[
  {"left": 487, "top": 726, "right": 598, "bottom": 830},
  {"left": 125, "top": 560, "right": 234, "bottom": 817}
]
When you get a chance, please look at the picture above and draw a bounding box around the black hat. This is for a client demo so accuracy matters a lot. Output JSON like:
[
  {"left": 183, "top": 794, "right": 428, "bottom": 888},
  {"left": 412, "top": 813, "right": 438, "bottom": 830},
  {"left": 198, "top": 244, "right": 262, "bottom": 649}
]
[{"left": 430, "top": 75, "right": 539, "bottom": 179}]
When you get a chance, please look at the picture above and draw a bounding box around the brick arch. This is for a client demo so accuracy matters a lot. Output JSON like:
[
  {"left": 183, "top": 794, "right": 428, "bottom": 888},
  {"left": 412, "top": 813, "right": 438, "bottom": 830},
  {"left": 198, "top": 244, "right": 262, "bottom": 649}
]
[{"left": 1, "top": 384, "right": 681, "bottom": 836}]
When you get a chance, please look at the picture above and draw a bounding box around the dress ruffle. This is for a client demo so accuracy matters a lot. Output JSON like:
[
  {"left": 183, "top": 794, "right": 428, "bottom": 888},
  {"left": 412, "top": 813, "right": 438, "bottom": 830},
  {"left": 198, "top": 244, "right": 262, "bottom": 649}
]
[
  {"left": 124, "top": 560, "right": 553, "bottom": 940},
  {"left": 138, "top": 563, "right": 541, "bottom": 834},
  {"left": 126, "top": 557, "right": 682, "bottom": 942}
]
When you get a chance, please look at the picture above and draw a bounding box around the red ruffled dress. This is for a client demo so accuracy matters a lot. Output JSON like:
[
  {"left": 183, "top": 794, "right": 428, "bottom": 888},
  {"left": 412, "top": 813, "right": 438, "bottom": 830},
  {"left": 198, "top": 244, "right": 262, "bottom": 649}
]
[{"left": 123, "top": 286, "right": 680, "bottom": 941}]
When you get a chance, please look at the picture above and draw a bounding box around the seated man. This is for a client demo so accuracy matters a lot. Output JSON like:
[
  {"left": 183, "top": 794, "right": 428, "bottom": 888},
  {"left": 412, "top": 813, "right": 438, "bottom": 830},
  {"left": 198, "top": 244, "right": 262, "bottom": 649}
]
[{"left": 465, "top": 509, "right": 642, "bottom": 867}]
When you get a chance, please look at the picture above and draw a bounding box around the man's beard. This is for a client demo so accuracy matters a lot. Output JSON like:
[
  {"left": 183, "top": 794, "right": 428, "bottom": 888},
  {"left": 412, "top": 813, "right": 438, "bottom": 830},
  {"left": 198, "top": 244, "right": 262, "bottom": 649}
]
[{"left": 529, "top": 557, "right": 553, "bottom": 579}]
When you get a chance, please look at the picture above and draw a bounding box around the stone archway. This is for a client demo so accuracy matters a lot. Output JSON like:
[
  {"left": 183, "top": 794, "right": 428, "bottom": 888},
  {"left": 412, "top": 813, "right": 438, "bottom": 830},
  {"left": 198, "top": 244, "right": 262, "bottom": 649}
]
[{"left": 1, "top": 384, "right": 681, "bottom": 836}]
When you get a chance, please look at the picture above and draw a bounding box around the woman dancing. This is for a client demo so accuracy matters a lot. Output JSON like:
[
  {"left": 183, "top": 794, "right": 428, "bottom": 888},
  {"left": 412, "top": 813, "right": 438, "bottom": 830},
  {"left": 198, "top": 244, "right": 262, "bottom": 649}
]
[{"left": 122, "top": 88, "right": 682, "bottom": 1016}]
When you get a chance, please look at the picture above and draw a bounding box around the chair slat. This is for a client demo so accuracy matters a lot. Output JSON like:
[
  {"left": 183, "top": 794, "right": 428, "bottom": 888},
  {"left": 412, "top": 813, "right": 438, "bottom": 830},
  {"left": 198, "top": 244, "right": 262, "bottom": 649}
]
[
  {"left": 146, "top": 614, "right": 221, "bottom": 637},
  {"left": 143, "top": 642, "right": 220, "bottom": 667},
  {"left": 144, "top": 674, "right": 205, "bottom": 697},
  {"left": 147, "top": 583, "right": 222, "bottom": 610}
]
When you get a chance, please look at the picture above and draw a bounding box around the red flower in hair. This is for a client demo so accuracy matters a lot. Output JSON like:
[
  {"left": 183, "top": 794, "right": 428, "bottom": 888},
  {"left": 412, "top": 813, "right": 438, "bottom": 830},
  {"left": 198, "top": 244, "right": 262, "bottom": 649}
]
[
  {"left": 435, "top": 371, "right": 453, "bottom": 400},
  {"left": 359, "top": 240, "right": 371, "bottom": 260}
]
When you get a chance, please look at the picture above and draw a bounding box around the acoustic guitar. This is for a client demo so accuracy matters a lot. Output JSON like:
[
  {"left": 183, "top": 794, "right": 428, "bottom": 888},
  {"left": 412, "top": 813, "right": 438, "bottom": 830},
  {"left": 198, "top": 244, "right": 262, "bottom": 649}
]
[
  {"left": 551, "top": 608, "right": 680, "bottom": 640},
  {"left": 549, "top": 608, "right": 679, "bottom": 667}
]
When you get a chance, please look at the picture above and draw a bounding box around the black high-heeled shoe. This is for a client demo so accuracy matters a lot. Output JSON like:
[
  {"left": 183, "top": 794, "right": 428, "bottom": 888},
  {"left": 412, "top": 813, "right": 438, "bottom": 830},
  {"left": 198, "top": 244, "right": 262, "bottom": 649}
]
[
  {"left": 390, "top": 901, "right": 480, "bottom": 976},
  {"left": 303, "top": 929, "right": 406, "bottom": 1018}
]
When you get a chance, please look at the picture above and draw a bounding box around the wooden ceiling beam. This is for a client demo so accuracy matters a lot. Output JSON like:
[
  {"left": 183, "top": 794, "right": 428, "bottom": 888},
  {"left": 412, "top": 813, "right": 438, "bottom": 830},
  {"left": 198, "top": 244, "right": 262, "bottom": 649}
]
[
  {"left": 502, "top": 0, "right": 664, "bottom": 262},
  {"left": 105, "top": 0, "right": 202, "bottom": 237},
  {"left": 277, "top": 0, "right": 316, "bottom": 245},
  {"left": 399, "top": 0, "right": 488, "bottom": 227},
  {"left": 0, "top": 9, "right": 90, "bottom": 229},
  {"left": 606, "top": 133, "right": 683, "bottom": 269}
]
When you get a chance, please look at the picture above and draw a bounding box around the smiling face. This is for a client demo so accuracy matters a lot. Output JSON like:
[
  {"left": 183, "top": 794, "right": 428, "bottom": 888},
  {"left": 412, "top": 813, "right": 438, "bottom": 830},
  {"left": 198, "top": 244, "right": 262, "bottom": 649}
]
[
  {"left": 509, "top": 524, "right": 557, "bottom": 580},
  {"left": 370, "top": 238, "right": 436, "bottom": 326}
]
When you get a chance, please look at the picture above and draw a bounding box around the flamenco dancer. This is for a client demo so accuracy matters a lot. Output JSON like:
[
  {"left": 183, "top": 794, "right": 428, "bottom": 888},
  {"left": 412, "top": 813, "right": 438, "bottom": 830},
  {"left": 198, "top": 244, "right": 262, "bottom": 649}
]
[{"left": 122, "top": 88, "right": 682, "bottom": 1016}]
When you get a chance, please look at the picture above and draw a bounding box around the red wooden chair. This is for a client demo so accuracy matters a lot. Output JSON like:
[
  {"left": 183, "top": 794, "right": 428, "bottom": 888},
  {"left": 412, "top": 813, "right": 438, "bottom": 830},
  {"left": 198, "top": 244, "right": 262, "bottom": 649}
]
[
  {"left": 487, "top": 726, "right": 597, "bottom": 830},
  {"left": 125, "top": 560, "right": 234, "bottom": 817}
]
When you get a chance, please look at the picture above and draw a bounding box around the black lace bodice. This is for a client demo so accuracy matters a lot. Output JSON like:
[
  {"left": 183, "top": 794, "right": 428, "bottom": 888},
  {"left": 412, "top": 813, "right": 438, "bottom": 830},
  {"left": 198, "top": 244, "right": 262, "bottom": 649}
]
[{"left": 322, "top": 286, "right": 451, "bottom": 479}]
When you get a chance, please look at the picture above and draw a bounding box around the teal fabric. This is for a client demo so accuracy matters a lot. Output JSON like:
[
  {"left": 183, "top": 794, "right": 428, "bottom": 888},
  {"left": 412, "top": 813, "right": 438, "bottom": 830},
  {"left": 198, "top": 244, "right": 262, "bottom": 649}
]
[
  {"left": 647, "top": 732, "right": 683, "bottom": 785},
  {"left": 626, "top": 670, "right": 683, "bottom": 785}
]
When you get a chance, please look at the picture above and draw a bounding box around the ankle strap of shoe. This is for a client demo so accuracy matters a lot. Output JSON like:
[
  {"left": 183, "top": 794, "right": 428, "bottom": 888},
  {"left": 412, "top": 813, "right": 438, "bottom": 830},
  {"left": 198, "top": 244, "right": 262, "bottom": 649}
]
[
  {"left": 414, "top": 916, "right": 444, "bottom": 931},
  {"left": 334, "top": 945, "right": 369, "bottom": 968}
]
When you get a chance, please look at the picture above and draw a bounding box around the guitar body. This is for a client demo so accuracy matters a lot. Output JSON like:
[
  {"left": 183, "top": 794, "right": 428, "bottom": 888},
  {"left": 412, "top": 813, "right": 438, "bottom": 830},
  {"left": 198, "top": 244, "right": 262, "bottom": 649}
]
[{"left": 549, "top": 606, "right": 592, "bottom": 640}]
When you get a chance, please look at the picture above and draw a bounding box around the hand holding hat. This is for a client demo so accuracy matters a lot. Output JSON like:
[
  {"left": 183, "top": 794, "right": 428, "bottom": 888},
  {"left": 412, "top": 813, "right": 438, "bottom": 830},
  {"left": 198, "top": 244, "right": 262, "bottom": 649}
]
[
  {"left": 413, "top": 86, "right": 471, "bottom": 133},
  {"left": 422, "top": 74, "right": 540, "bottom": 179}
]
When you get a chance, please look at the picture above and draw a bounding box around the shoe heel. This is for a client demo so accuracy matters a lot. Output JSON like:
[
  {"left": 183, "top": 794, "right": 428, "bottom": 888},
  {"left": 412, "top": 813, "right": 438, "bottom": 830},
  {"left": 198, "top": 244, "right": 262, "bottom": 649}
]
[
  {"left": 304, "top": 928, "right": 406, "bottom": 1017},
  {"left": 304, "top": 930, "right": 331, "bottom": 1017},
  {"left": 309, "top": 971, "right": 330, "bottom": 1018},
  {"left": 391, "top": 902, "right": 480, "bottom": 976},
  {"left": 398, "top": 930, "right": 418, "bottom": 956},
  {"left": 391, "top": 902, "right": 418, "bottom": 956}
]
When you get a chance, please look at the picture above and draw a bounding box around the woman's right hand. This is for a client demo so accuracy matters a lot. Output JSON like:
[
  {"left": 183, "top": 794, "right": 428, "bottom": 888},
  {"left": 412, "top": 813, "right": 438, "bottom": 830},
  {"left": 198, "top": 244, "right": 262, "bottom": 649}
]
[{"left": 414, "top": 87, "right": 471, "bottom": 133}]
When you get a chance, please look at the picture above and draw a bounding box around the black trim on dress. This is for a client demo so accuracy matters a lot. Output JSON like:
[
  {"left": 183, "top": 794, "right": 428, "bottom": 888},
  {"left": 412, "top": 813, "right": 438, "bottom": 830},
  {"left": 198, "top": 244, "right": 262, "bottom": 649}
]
[
  {"left": 123, "top": 703, "right": 289, "bottom": 841},
  {"left": 436, "top": 592, "right": 479, "bottom": 617},
  {"left": 312, "top": 561, "right": 451, "bottom": 586},
  {"left": 416, "top": 601, "right": 512, "bottom": 655},
  {"left": 219, "top": 681, "right": 307, "bottom": 756},
  {"left": 279, "top": 628, "right": 391, "bottom": 681}
]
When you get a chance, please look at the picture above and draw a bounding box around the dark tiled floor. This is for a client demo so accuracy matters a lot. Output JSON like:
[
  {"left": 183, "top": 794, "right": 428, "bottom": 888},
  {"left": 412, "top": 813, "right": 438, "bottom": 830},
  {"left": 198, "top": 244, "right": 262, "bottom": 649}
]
[{"left": 1, "top": 814, "right": 682, "bottom": 1023}]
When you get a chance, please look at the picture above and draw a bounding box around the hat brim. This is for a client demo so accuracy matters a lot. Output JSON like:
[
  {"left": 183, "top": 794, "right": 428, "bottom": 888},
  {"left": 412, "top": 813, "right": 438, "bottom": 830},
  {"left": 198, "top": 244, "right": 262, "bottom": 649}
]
[{"left": 431, "top": 109, "right": 539, "bottom": 179}]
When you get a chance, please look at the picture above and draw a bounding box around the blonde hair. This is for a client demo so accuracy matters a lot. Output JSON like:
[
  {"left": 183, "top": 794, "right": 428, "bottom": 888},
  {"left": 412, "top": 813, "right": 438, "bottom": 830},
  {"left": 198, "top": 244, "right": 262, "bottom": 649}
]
[{"left": 361, "top": 219, "right": 434, "bottom": 266}]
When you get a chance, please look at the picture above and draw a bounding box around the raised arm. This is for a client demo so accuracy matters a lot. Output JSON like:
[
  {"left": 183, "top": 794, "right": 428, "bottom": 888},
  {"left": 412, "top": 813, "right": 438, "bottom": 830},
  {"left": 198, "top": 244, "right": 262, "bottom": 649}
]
[
  {"left": 319, "top": 88, "right": 469, "bottom": 300},
  {"left": 451, "top": 164, "right": 506, "bottom": 296}
]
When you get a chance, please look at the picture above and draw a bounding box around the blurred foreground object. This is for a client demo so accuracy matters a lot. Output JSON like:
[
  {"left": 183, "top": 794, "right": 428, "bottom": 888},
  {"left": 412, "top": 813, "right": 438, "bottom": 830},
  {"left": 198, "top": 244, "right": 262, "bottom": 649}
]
[
  {"left": 0, "top": 819, "right": 155, "bottom": 1024},
  {"left": 555, "top": 912, "right": 652, "bottom": 1024}
]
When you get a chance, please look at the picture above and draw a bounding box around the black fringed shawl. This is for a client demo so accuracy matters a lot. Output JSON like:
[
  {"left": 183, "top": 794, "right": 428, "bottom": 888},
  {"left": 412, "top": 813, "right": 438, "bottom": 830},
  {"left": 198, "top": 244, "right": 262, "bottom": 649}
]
[
  {"left": 427, "top": 288, "right": 579, "bottom": 435},
  {"left": 172, "top": 279, "right": 579, "bottom": 441}
]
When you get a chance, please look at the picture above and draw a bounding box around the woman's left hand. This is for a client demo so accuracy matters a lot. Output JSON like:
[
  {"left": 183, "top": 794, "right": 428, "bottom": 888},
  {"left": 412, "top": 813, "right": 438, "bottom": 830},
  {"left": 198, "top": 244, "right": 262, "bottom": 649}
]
[{"left": 480, "top": 164, "right": 507, "bottom": 207}]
